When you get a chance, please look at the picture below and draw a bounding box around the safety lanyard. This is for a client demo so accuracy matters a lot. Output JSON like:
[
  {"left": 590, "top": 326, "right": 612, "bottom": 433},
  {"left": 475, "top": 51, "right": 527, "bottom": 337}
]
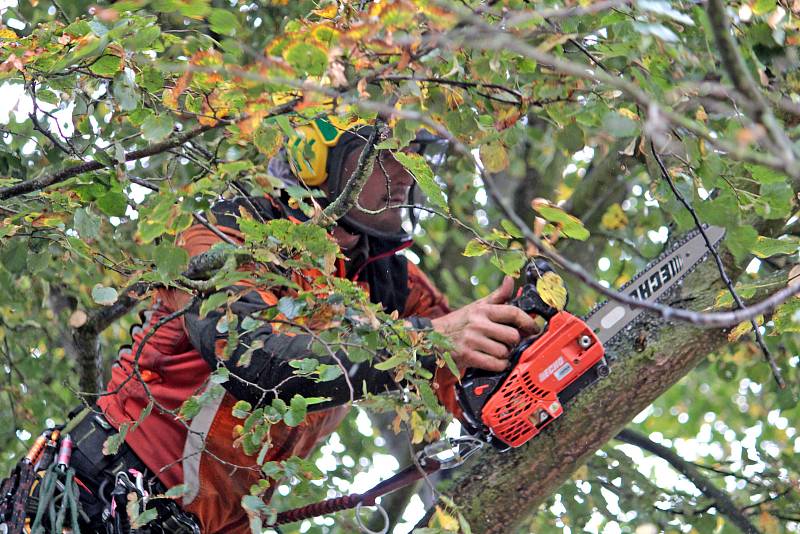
[{"left": 270, "top": 436, "right": 483, "bottom": 534}]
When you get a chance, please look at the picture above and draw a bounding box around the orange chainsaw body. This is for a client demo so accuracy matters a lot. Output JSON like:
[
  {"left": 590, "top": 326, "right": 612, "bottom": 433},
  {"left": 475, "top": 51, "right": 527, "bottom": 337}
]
[{"left": 476, "top": 311, "right": 605, "bottom": 448}]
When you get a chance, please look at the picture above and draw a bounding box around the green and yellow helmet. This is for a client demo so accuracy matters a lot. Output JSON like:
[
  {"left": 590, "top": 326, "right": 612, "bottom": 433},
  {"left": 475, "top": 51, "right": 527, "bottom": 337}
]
[
  {"left": 283, "top": 115, "right": 446, "bottom": 240},
  {"left": 286, "top": 115, "right": 369, "bottom": 187}
]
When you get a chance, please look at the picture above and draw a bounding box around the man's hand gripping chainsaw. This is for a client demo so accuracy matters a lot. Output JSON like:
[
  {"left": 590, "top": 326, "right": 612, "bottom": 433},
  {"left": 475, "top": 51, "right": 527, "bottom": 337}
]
[{"left": 456, "top": 258, "right": 609, "bottom": 452}]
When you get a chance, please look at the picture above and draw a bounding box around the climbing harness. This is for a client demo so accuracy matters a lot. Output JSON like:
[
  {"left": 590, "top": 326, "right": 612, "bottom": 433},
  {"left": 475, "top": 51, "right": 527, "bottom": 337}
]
[
  {"left": 270, "top": 436, "right": 483, "bottom": 533},
  {"left": 0, "top": 429, "right": 82, "bottom": 534},
  {"left": 0, "top": 409, "right": 200, "bottom": 534}
]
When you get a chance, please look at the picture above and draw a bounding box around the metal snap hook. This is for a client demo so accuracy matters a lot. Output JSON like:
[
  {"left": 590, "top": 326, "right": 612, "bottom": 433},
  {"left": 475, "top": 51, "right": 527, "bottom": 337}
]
[{"left": 354, "top": 501, "right": 389, "bottom": 534}]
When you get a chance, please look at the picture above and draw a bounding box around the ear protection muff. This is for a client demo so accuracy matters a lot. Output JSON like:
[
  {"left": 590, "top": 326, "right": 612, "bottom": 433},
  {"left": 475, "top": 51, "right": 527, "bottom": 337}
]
[{"left": 286, "top": 116, "right": 368, "bottom": 186}]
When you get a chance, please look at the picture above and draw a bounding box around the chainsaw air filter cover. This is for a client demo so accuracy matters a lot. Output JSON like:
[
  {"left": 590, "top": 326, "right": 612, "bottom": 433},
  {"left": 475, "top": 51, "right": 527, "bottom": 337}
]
[{"left": 458, "top": 311, "right": 605, "bottom": 450}]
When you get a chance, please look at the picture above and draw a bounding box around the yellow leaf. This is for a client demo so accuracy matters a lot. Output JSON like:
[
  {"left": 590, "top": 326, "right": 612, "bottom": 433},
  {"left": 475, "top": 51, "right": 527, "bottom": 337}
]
[
  {"left": 479, "top": 140, "right": 509, "bottom": 173},
  {"left": 759, "top": 510, "right": 780, "bottom": 534},
  {"left": 600, "top": 203, "right": 628, "bottom": 230},
  {"left": 536, "top": 271, "right": 567, "bottom": 310},
  {"left": 572, "top": 464, "right": 589, "bottom": 481},
  {"left": 728, "top": 315, "right": 763, "bottom": 342},
  {"left": 312, "top": 4, "right": 338, "bottom": 18},
  {"left": 618, "top": 108, "right": 639, "bottom": 121},
  {"left": 410, "top": 410, "right": 425, "bottom": 444},
  {"left": 695, "top": 106, "right": 708, "bottom": 122},
  {"left": 0, "top": 28, "right": 17, "bottom": 40},
  {"left": 431, "top": 506, "right": 460, "bottom": 531}
]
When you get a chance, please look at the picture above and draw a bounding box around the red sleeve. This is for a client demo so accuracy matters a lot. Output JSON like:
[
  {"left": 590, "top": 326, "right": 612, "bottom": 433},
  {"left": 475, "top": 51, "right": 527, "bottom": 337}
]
[{"left": 402, "top": 262, "right": 464, "bottom": 420}]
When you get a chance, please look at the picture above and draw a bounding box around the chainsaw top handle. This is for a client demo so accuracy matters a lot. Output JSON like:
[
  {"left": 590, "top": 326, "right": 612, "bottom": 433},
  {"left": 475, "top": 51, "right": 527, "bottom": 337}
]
[{"left": 511, "top": 257, "right": 567, "bottom": 321}]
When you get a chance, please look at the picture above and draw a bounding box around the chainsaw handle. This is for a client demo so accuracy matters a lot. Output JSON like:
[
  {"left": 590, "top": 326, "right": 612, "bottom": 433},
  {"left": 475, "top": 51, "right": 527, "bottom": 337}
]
[{"left": 511, "top": 257, "right": 566, "bottom": 321}]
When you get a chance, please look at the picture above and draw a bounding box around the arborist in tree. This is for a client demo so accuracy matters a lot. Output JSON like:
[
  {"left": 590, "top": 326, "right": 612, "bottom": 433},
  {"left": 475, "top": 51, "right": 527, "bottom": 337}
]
[{"left": 1, "top": 116, "right": 538, "bottom": 534}]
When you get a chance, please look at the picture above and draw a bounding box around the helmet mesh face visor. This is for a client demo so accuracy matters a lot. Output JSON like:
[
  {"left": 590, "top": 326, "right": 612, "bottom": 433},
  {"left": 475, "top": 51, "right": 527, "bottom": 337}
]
[{"left": 324, "top": 127, "right": 448, "bottom": 241}]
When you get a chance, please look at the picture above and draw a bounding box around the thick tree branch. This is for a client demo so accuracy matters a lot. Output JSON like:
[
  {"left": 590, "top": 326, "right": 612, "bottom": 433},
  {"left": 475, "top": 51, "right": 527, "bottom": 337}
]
[{"left": 616, "top": 428, "right": 761, "bottom": 534}]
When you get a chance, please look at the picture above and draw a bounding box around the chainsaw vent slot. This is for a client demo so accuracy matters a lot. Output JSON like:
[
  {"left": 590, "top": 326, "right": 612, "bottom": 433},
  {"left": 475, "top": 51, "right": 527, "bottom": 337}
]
[{"left": 520, "top": 371, "right": 547, "bottom": 397}]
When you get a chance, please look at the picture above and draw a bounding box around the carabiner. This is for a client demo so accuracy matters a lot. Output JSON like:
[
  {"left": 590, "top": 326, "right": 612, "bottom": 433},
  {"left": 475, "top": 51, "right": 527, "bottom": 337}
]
[
  {"left": 354, "top": 501, "right": 389, "bottom": 534},
  {"left": 417, "top": 436, "right": 483, "bottom": 470}
]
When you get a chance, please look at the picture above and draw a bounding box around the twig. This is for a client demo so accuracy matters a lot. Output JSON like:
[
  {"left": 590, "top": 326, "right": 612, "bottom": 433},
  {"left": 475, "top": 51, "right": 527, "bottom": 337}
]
[
  {"left": 0, "top": 99, "right": 298, "bottom": 201},
  {"left": 706, "top": 0, "right": 797, "bottom": 172},
  {"left": 192, "top": 212, "right": 240, "bottom": 246},
  {"left": 318, "top": 121, "right": 382, "bottom": 223},
  {"left": 616, "top": 429, "right": 762, "bottom": 534},
  {"left": 377, "top": 75, "right": 524, "bottom": 103},
  {"left": 650, "top": 142, "right": 785, "bottom": 388},
  {"left": 0, "top": 123, "right": 215, "bottom": 200}
]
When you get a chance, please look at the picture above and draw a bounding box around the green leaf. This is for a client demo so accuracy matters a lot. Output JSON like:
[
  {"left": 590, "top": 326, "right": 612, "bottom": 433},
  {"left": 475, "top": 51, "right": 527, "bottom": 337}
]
[
  {"left": 725, "top": 226, "right": 758, "bottom": 263},
  {"left": 112, "top": 70, "right": 139, "bottom": 111},
  {"left": 131, "top": 507, "right": 158, "bottom": 529},
  {"left": 210, "top": 368, "right": 229, "bottom": 385},
  {"left": 750, "top": 236, "right": 799, "bottom": 258},
  {"left": 137, "top": 66, "right": 163, "bottom": 93},
  {"left": 283, "top": 42, "right": 328, "bottom": 76},
  {"left": 746, "top": 163, "right": 787, "bottom": 184},
  {"left": 374, "top": 353, "right": 409, "bottom": 371},
  {"left": 491, "top": 250, "right": 526, "bottom": 276},
  {"left": 533, "top": 205, "right": 590, "bottom": 240},
  {"left": 772, "top": 299, "right": 800, "bottom": 333},
  {"left": 479, "top": 140, "right": 509, "bottom": 173},
  {"left": 152, "top": 0, "right": 211, "bottom": 17},
  {"left": 284, "top": 395, "right": 308, "bottom": 427},
  {"left": 601, "top": 111, "right": 639, "bottom": 138},
  {"left": 556, "top": 122, "right": 585, "bottom": 153},
  {"left": 394, "top": 152, "right": 448, "bottom": 213},
  {"left": 501, "top": 219, "right": 523, "bottom": 238},
  {"left": 164, "top": 484, "right": 189, "bottom": 498},
  {"left": 96, "top": 190, "right": 128, "bottom": 217},
  {"left": 695, "top": 189, "right": 738, "bottom": 227},
  {"left": 289, "top": 358, "right": 320, "bottom": 374},
  {"left": 141, "top": 114, "right": 175, "bottom": 142},
  {"left": 92, "top": 285, "right": 119, "bottom": 306},
  {"left": 0, "top": 240, "right": 26, "bottom": 274},
  {"left": 102, "top": 423, "right": 130, "bottom": 455},
  {"left": 89, "top": 54, "right": 123, "bottom": 76},
  {"left": 179, "top": 396, "right": 201, "bottom": 419},
  {"left": 209, "top": 9, "right": 241, "bottom": 36},
  {"left": 757, "top": 181, "right": 793, "bottom": 220},
  {"left": 463, "top": 239, "right": 489, "bottom": 257},
  {"left": 232, "top": 400, "right": 252, "bottom": 419},
  {"left": 73, "top": 208, "right": 101, "bottom": 239},
  {"left": 125, "top": 25, "right": 161, "bottom": 50},
  {"left": 317, "top": 364, "right": 342, "bottom": 382},
  {"left": 255, "top": 123, "right": 282, "bottom": 158},
  {"left": 277, "top": 296, "right": 304, "bottom": 319},
  {"left": 153, "top": 242, "right": 189, "bottom": 280}
]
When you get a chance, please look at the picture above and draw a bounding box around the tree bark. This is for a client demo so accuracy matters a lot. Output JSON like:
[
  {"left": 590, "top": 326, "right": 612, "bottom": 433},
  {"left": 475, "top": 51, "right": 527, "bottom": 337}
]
[{"left": 433, "top": 259, "right": 788, "bottom": 533}]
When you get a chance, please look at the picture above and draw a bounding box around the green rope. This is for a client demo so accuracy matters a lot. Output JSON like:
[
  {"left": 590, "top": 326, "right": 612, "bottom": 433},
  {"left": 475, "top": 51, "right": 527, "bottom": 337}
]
[{"left": 30, "top": 464, "right": 82, "bottom": 534}]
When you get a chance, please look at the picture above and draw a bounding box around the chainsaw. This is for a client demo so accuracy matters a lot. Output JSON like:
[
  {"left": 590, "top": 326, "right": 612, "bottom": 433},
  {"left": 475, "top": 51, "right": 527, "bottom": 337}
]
[{"left": 456, "top": 226, "right": 726, "bottom": 451}]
